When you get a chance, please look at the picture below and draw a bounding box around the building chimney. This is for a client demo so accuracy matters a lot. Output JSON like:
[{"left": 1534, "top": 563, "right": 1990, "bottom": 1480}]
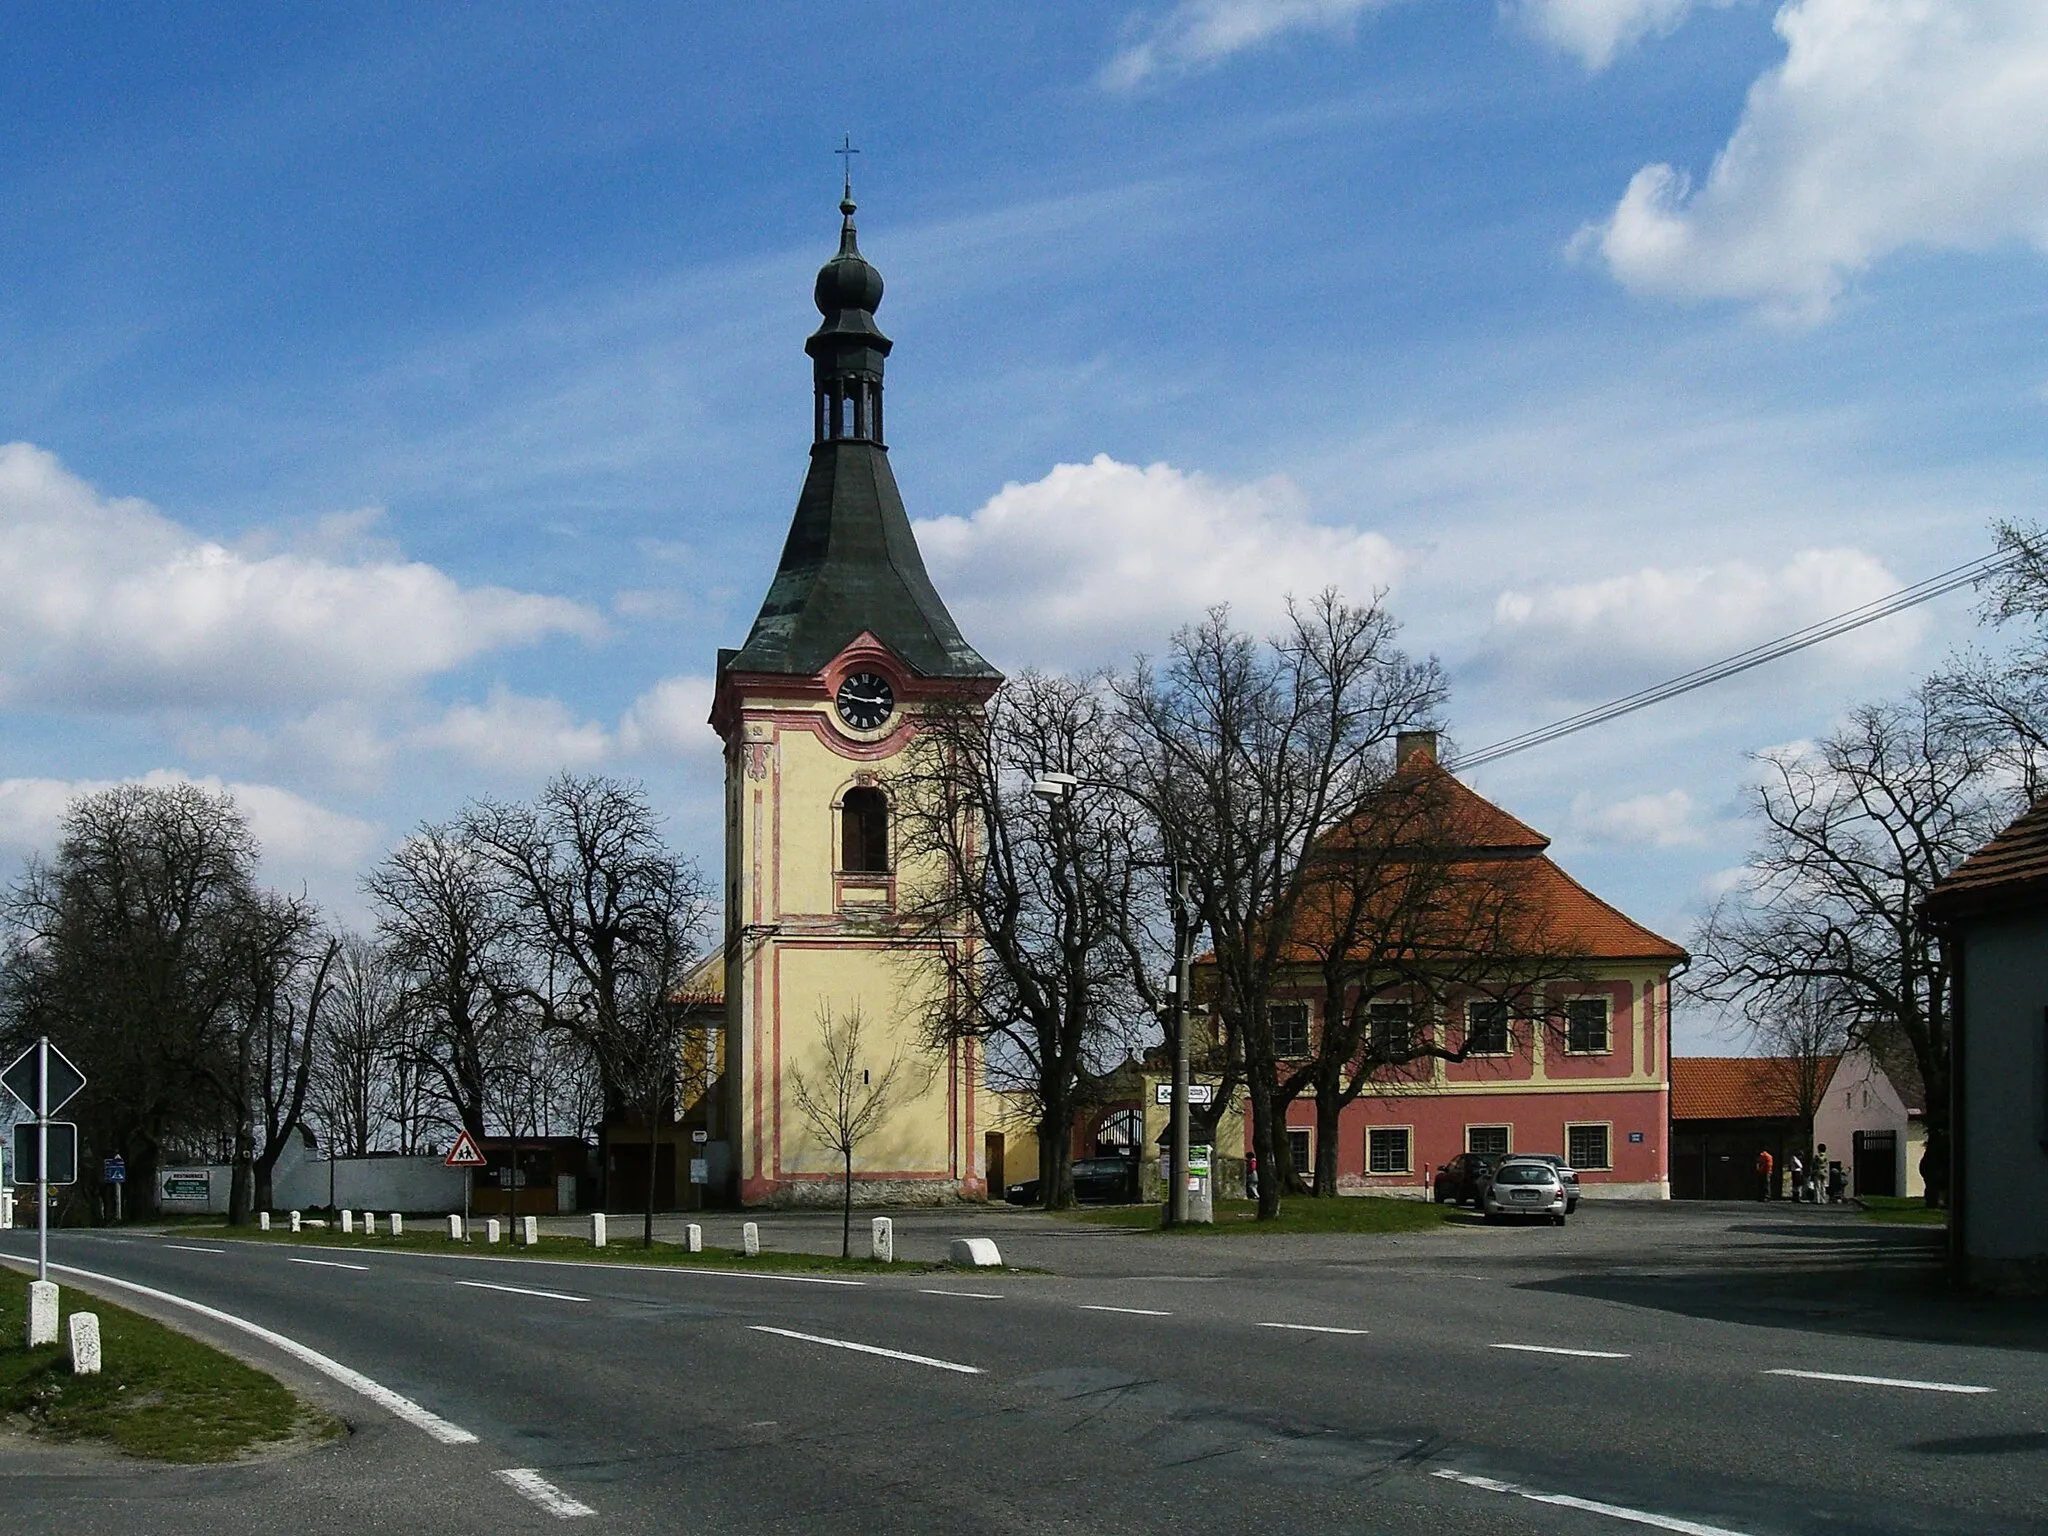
[{"left": 1397, "top": 730, "right": 1438, "bottom": 766}]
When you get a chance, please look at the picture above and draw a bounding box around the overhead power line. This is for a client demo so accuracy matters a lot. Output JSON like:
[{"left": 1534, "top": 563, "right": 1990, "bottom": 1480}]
[{"left": 1448, "top": 549, "right": 2013, "bottom": 773}]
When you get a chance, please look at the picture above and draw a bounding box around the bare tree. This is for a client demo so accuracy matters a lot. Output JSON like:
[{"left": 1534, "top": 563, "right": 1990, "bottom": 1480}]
[
  {"left": 1691, "top": 688, "right": 2015, "bottom": 1205},
  {"left": 1750, "top": 985, "right": 1851, "bottom": 1174},
  {"left": 788, "top": 1005, "right": 908, "bottom": 1258},
  {"left": 244, "top": 911, "right": 342, "bottom": 1218},
  {"left": 366, "top": 821, "right": 525, "bottom": 1143},
  {"left": 1281, "top": 752, "right": 1587, "bottom": 1195},
  {"left": 894, "top": 671, "right": 1157, "bottom": 1210},
  {"left": 309, "top": 933, "right": 403, "bottom": 1158},
  {"left": 1119, "top": 593, "right": 1445, "bottom": 1219}
]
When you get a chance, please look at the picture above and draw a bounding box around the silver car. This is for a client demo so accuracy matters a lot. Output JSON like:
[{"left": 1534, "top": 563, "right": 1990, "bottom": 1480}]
[{"left": 1481, "top": 1157, "right": 1569, "bottom": 1225}]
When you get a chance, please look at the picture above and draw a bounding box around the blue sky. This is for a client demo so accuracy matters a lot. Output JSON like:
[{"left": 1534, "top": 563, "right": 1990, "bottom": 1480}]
[{"left": 2, "top": 1, "right": 2044, "bottom": 1052}]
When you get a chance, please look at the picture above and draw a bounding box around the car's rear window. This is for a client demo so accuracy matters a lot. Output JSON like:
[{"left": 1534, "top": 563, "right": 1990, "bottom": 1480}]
[{"left": 1494, "top": 1165, "right": 1556, "bottom": 1185}]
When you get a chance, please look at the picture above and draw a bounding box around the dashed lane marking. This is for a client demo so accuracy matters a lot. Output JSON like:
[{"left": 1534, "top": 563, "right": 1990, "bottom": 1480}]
[
  {"left": 495, "top": 1468, "right": 596, "bottom": 1519},
  {"left": 750, "top": 1324, "right": 983, "bottom": 1375},
  {"left": 1079, "top": 1304, "right": 1172, "bottom": 1317},
  {"left": 162, "top": 1244, "right": 226, "bottom": 1255},
  {"left": 1491, "top": 1343, "right": 1631, "bottom": 1359},
  {"left": 1432, "top": 1468, "right": 1753, "bottom": 1535},
  {"left": 919, "top": 1288, "right": 1004, "bottom": 1299},
  {"left": 0, "top": 1256, "right": 477, "bottom": 1444},
  {"left": 286, "top": 1256, "right": 370, "bottom": 1272},
  {"left": 1258, "top": 1322, "right": 1369, "bottom": 1335},
  {"left": 1766, "top": 1368, "right": 1993, "bottom": 1395},
  {"left": 457, "top": 1279, "right": 589, "bottom": 1303}
]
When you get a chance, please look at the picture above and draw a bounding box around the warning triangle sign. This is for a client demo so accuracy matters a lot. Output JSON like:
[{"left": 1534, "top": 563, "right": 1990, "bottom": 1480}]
[{"left": 444, "top": 1130, "right": 488, "bottom": 1168}]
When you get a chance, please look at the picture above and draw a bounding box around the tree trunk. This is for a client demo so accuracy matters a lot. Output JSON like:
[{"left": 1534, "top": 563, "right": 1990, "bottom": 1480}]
[
  {"left": 1312, "top": 1070, "right": 1344, "bottom": 1197},
  {"left": 643, "top": 1119, "right": 659, "bottom": 1248},
  {"left": 229, "top": 1112, "right": 255, "bottom": 1226},
  {"left": 1247, "top": 1069, "right": 1282, "bottom": 1220},
  {"left": 1037, "top": 1093, "right": 1077, "bottom": 1210},
  {"left": 842, "top": 1148, "right": 853, "bottom": 1259}
]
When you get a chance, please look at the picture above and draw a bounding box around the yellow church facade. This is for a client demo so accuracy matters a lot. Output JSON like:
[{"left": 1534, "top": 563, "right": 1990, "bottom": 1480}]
[{"left": 710, "top": 185, "right": 1004, "bottom": 1207}]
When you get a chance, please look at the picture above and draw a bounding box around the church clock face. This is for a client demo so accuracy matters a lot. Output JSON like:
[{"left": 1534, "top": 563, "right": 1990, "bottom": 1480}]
[{"left": 835, "top": 671, "right": 895, "bottom": 731}]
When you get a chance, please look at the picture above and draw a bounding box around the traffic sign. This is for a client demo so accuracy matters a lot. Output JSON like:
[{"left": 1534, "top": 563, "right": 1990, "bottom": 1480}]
[
  {"left": 1153, "top": 1081, "right": 1216, "bottom": 1106},
  {"left": 103, "top": 1155, "right": 126, "bottom": 1184},
  {"left": 11, "top": 1122, "right": 78, "bottom": 1186},
  {"left": 2, "top": 1040, "right": 86, "bottom": 1116},
  {"left": 444, "top": 1130, "right": 488, "bottom": 1168}
]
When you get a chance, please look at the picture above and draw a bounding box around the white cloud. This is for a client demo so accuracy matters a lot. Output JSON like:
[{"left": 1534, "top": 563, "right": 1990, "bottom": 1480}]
[
  {"left": 1582, "top": 0, "right": 2048, "bottom": 318},
  {"left": 0, "top": 770, "right": 377, "bottom": 874},
  {"left": 1103, "top": 0, "right": 1389, "bottom": 88},
  {"left": 0, "top": 442, "right": 600, "bottom": 711},
  {"left": 1566, "top": 787, "right": 1708, "bottom": 847},
  {"left": 916, "top": 454, "right": 1406, "bottom": 671},
  {"left": 412, "top": 688, "right": 611, "bottom": 775},
  {"left": 619, "top": 675, "right": 720, "bottom": 762},
  {"left": 1515, "top": 0, "right": 1737, "bottom": 71},
  {"left": 1478, "top": 547, "right": 1923, "bottom": 696}
]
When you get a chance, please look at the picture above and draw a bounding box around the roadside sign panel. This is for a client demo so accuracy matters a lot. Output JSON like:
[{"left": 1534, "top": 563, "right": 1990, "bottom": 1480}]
[
  {"left": 1, "top": 1041, "right": 86, "bottom": 1116},
  {"left": 1153, "top": 1082, "right": 1217, "bottom": 1106},
  {"left": 159, "top": 1168, "right": 211, "bottom": 1203},
  {"left": 689, "top": 1158, "right": 709, "bottom": 1184},
  {"left": 11, "top": 1122, "right": 79, "bottom": 1186},
  {"left": 444, "top": 1130, "right": 488, "bottom": 1168},
  {"left": 103, "top": 1155, "right": 126, "bottom": 1184}
]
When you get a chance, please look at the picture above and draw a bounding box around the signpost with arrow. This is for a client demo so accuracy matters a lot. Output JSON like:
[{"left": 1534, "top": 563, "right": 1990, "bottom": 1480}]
[{"left": 2, "top": 1037, "right": 88, "bottom": 1286}]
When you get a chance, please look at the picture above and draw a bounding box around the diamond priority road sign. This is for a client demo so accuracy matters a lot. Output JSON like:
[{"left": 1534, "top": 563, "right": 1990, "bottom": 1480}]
[{"left": 2, "top": 1040, "right": 87, "bottom": 1117}]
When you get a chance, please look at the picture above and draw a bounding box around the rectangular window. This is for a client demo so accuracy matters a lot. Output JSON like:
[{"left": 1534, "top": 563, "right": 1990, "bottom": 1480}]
[
  {"left": 1368, "top": 1002, "right": 1412, "bottom": 1057},
  {"left": 1464, "top": 999, "right": 1510, "bottom": 1055},
  {"left": 1467, "top": 1125, "right": 1510, "bottom": 1157},
  {"left": 1565, "top": 997, "right": 1610, "bottom": 1054},
  {"left": 1286, "top": 1128, "right": 1313, "bottom": 1176},
  {"left": 1272, "top": 1003, "right": 1311, "bottom": 1059},
  {"left": 1367, "top": 1127, "right": 1411, "bottom": 1174},
  {"left": 1566, "top": 1123, "right": 1612, "bottom": 1171}
]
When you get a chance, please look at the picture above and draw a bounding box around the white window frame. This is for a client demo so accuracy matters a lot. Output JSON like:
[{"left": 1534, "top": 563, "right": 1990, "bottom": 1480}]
[
  {"left": 1271, "top": 1002, "right": 1313, "bottom": 1060},
  {"left": 1285, "top": 1126, "right": 1314, "bottom": 1174},
  {"left": 1463, "top": 998, "right": 1512, "bottom": 1057},
  {"left": 1366, "top": 1125, "right": 1413, "bottom": 1175},
  {"left": 1561, "top": 995, "right": 1612, "bottom": 1056},
  {"left": 1367, "top": 1001, "right": 1413, "bottom": 1056},
  {"left": 1465, "top": 1123, "right": 1512, "bottom": 1157},
  {"left": 1565, "top": 1121, "right": 1613, "bottom": 1171}
]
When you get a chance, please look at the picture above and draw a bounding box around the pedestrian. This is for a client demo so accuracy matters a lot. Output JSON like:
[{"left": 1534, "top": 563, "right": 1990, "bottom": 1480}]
[
  {"left": 1756, "top": 1148, "right": 1774, "bottom": 1201},
  {"left": 1788, "top": 1152, "right": 1806, "bottom": 1203},
  {"left": 1827, "top": 1158, "right": 1846, "bottom": 1204},
  {"left": 1813, "top": 1143, "right": 1828, "bottom": 1204}
]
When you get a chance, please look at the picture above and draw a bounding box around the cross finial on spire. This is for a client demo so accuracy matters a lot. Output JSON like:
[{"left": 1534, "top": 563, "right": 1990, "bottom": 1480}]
[{"left": 836, "top": 132, "right": 860, "bottom": 213}]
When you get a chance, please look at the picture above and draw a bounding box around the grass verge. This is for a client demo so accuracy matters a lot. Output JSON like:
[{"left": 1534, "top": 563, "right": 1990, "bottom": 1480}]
[
  {"left": 185, "top": 1223, "right": 948, "bottom": 1274},
  {"left": 1065, "top": 1196, "right": 1457, "bottom": 1235},
  {"left": 0, "top": 1267, "right": 337, "bottom": 1461},
  {"left": 1858, "top": 1195, "right": 1948, "bottom": 1225}
]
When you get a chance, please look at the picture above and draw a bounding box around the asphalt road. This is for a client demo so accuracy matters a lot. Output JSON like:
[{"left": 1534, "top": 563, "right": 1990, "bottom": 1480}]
[{"left": 2, "top": 1202, "right": 2043, "bottom": 1535}]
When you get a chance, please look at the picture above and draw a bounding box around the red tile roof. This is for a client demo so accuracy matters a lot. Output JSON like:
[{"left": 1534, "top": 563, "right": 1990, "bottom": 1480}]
[
  {"left": 1670, "top": 1056, "right": 1840, "bottom": 1121},
  {"left": 1922, "top": 797, "right": 2048, "bottom": 922}
]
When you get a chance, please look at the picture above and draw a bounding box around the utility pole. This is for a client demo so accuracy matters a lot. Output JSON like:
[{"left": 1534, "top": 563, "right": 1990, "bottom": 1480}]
[
  {"left": 37, "top": 1037, "right": 49, "bottom": 1284},
  {"left": 1165, "top": 868, "right": 1193, "bottom": 1227}
]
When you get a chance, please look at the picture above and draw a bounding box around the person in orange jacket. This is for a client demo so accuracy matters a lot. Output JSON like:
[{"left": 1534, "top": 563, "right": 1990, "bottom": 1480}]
[{"left": 1756, "top": 1148, "right": 1775, "bottom": 1201}]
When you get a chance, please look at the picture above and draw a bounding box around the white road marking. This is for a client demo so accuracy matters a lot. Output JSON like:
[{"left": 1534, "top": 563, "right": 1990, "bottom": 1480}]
[
  {"left": 287, "top": 1256, "right": 370, "bottom": 1272},
  {"left": 0, "top": 1256, "right": 476, "bottom": 1444},
  {"left": 495, "top": 1468, "right": 596, "bottom": 1519},
  {"left": 1258, "top": 1322, "right": 1369, "bottom": 1335},
  {"left": 750, "top": 1324, "right": 983, "bottom": 1375},
  {"left": 1079, "top": 1304, "right": 1171, "bottom": 1316},
  {"left": 1432, "top": 1468, "right": 1753, "bottom": 1535},
  {"left": 457, "top": 1279, "right": 589, "bottom": 1303},
  {"left": 1491, "top": 1343, "right": 1631, "bottom": 1359},
  {"left": 163, "top": 1244, "right": 226, "bottom": 1255},
  {"left": 919, "top": 1288, "right": 1004, "bottom": 1299},
  {"left": 1766, "top": 1368, "right": 1993, "bottom": 1395}
]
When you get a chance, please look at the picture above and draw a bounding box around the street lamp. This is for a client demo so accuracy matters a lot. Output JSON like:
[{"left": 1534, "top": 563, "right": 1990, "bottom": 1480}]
[{"left": 1030, "top": 770, "right": 1206, "bottom": 1227}]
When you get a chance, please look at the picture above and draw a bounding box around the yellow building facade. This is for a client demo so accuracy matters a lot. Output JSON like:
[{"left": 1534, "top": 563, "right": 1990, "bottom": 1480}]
[{"left": 711, "top": 187, "right": 1002, "bottom": 1207}]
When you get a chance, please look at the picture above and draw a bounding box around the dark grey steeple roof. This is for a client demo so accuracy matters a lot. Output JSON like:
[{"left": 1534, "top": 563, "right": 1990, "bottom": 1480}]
[{"left": 724, "top": 192, "right": 997, "bottom": 682}]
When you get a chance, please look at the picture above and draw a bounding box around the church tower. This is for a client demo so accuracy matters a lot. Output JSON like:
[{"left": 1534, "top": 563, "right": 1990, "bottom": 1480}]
[{"left": 711, "top": 182, "right": 1001, "bottom": 1207}]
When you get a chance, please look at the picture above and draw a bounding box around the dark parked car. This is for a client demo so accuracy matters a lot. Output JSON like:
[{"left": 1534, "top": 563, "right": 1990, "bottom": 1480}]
[
  {"left": 1433, "top": 1151, "right": 1505, "bottom": 1207},
  {"left": 1500, "top": 1152, "right": 1581, "bottom": 1213},
  {"left": 1005, "top": 1155, "right": 1141, "bottom": 1206}
]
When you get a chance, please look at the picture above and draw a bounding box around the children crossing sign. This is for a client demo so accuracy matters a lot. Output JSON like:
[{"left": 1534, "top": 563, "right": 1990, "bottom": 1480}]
[{"left": 444, "top": 1131, "right": 488, "bottom": 1168}]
